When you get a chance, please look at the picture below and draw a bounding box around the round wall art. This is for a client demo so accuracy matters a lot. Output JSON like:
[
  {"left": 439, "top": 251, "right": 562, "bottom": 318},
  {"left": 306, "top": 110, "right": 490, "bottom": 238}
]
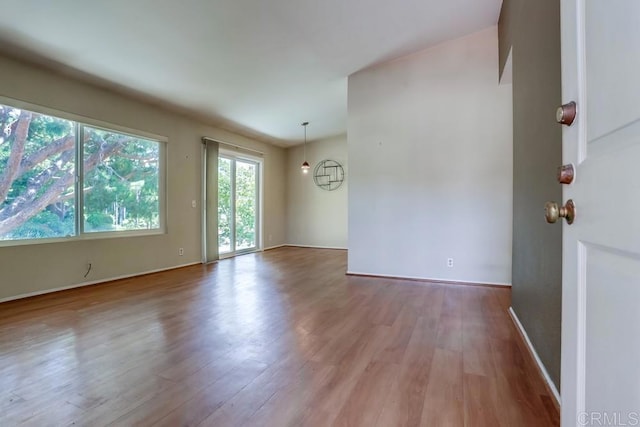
[{"left": 313, "top": 159, "right": 345, "bottom": 191}]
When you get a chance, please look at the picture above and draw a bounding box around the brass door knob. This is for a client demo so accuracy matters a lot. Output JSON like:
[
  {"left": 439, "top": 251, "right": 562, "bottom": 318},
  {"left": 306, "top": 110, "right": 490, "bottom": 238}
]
[{"left": 545, "top": 200, "right": 576, "bottom": 224}]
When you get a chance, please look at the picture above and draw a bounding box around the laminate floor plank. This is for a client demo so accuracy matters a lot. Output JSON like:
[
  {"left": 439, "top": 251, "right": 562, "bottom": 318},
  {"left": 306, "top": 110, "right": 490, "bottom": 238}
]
[
  {"left": 299, "top": 325, "right": 391, "bottom": 426},
  {"left": 243, "top": 361, "right": 336, "bottom": 427},
  {"left": 150, "top": 359, "right": 269, "bottom": 427},
  {"left": 374, "top": 317, "right": 436, "bottom": 427},
  {"left": 331, "top": 360, "right": 400, "bottom": 427},
  {"left": 0, "top": 247, "right": 559, "bottom": 426},
  {"left": 198, "top": 337, "right": 327, "bottom": 427}
]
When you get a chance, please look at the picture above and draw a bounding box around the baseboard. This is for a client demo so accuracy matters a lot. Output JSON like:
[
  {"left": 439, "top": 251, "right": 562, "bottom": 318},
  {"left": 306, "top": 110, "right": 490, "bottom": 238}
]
[
  {"left": 508, "top": 307, "right": 561, "bottom": 409},
  {"left": 262, "top": 244, "right": 287, "bottom": 251},
  {"left": 0, "top": 262, "right": 201, "bottom": 304},
  {"left": 285, "top": 244, "right": 348, "bottom": 250},
  {"left": 346, "top": 271, "right": 511, "bottom": 288}
]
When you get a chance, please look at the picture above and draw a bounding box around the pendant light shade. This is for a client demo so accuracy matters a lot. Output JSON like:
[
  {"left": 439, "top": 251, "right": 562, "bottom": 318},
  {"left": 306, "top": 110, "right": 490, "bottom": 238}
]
[{"left": 301, "top": 121, "right": 310, "bottom": 173}]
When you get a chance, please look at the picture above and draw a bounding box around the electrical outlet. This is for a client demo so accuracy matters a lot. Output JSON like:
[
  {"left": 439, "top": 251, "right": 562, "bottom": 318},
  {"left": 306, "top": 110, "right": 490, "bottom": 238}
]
[
  {"left": 268, "top": 234, "right": 273, "bottom": 242},
  {"left": 447, "top": 258, "right": 454, "bottom": 268},
  {"left": 191, "top": 200, "right": 196, "bottom": 208},
  {"left": 178, "top": 248, "right": 184, "bottom": 256}
]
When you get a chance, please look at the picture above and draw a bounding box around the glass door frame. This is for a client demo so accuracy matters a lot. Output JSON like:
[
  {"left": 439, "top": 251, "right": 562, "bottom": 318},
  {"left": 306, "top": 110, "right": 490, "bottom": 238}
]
[{"left": 218, "top": 150, "right": 262, "bottom": 258}]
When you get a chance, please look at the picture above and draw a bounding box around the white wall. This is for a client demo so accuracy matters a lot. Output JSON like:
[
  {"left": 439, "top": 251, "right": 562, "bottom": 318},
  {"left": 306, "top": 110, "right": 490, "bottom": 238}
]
[
  {"left": 348, "top": 27, "right": 513, "bottom": 285},
  {"left": 0, "top": 54, "right": 286, "bottom": 301},
  {"left": 285, "top": 135, "right": 348, "bottom": 248}
]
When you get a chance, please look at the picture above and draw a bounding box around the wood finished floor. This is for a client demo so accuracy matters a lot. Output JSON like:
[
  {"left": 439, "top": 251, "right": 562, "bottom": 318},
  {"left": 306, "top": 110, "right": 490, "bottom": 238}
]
[{"left": 0, "top": 247, "right": 559, "bottom": 427}]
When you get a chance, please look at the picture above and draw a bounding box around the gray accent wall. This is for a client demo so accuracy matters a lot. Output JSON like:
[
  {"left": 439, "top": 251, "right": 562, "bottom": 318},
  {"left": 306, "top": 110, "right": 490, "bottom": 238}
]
[{"left": 499, "top": 0, "right": 563, "bottom": 388}]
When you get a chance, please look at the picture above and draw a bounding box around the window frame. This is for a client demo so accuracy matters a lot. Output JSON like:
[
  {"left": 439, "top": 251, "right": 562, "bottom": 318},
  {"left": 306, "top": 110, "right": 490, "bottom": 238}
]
[{"left": 0, "top": 96, "right": 167, "bottom": 247}]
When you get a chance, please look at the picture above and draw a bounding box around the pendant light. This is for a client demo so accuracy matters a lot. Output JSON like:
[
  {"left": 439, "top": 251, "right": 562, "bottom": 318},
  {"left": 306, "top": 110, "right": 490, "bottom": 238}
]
[{"left": 301, "top": 121, "right": 310, "bottom": 173}]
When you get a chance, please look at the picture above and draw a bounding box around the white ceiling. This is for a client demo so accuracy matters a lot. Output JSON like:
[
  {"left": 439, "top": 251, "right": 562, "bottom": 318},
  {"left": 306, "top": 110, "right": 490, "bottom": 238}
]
[{"left": 0, "top": 0, "right": 502, "bottom": 146}]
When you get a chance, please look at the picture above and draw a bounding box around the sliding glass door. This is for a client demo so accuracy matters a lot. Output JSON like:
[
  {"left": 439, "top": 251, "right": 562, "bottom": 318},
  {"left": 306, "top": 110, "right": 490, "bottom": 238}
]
[{"left": 218, "top": 155, "right": 259, "bottom": 256}]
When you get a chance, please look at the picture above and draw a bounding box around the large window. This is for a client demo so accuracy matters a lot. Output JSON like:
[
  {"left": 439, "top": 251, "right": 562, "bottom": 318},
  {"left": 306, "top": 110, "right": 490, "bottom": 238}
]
[{"left": 0, "top": 102, "right": 164, "bottom": 243}]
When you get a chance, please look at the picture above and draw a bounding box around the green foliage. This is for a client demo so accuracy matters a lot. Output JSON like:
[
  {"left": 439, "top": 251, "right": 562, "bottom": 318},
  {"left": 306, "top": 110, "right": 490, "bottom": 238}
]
[
  {"left": 10, "top": 207, "right": 75, "bottom": 239},
  {"left": 83, "top": 127, "right": 159, "bottom": 233},
  {"left": 0, "top": 107, "right": 76, "bottom": 239},
  {"left": 218, "top": 157, "right": 257, "bottom": 252},
  {"left": 218, "top": 157, "right": 232, "bottom": 251},
  {"left": 85, "top": 212, "right": 113, "bottom": 229},
  {"left": 235, "top": 161, "right": 256, "bottom": 249}
]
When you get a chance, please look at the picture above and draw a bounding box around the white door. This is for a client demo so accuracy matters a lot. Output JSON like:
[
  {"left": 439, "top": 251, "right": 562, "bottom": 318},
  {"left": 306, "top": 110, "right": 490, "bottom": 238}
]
[{"left": 560, "top": 1, "right": 640, "bottom": 425}]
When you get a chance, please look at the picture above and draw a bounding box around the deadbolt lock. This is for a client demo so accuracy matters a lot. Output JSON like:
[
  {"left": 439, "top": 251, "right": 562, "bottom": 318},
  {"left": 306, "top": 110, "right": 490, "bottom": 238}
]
[
  {"left": 556, "top": 101, "right": 577, "bottom": 126},
  {"left": 557, "top": 164, "right": 575, "bottom": 185},
  {"left": 545, "top": 200, "right": 576, "bottom": 225}
]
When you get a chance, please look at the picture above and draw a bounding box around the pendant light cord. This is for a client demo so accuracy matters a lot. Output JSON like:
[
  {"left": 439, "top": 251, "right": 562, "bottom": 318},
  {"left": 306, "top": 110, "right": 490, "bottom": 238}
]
[{"left": 301, "top": 121, "right": 309, "bottom": 167}]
